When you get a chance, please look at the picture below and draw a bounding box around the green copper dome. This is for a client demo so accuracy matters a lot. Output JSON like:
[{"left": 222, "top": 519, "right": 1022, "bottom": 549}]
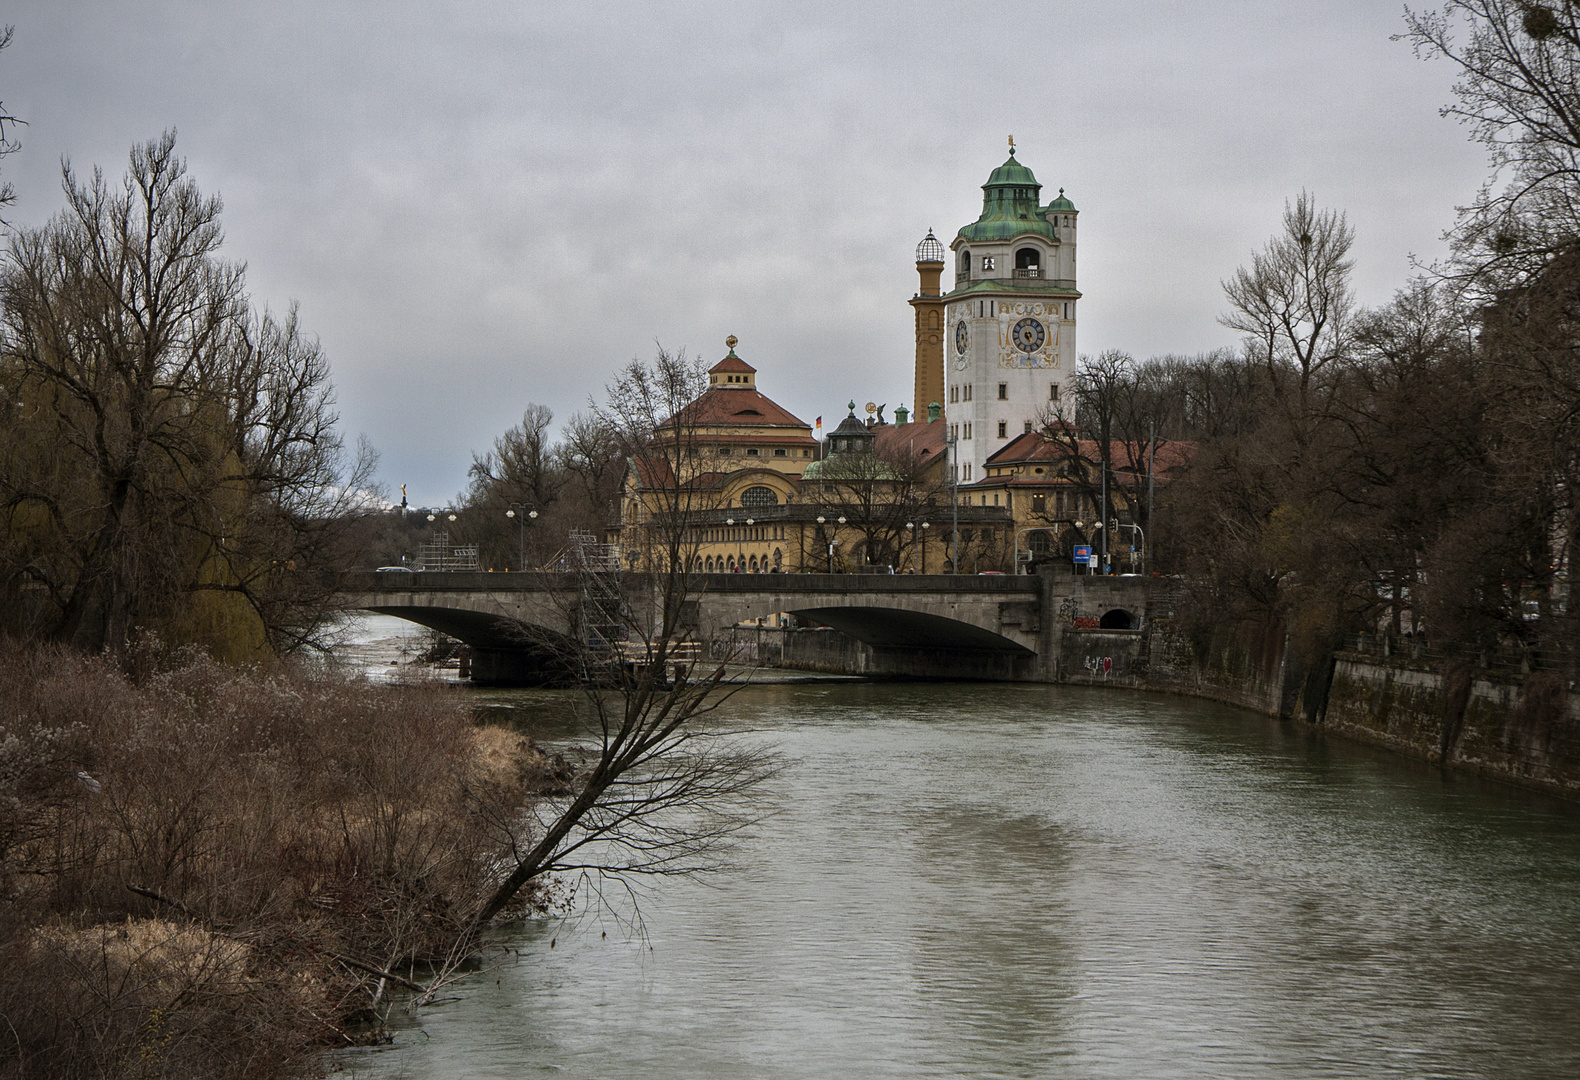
[
  {"left": 1046, "top": 187, "right": 1077, "bottom": 212},
  {"left": 956, "top": 151, "right": 1058, "bottom": 243}
]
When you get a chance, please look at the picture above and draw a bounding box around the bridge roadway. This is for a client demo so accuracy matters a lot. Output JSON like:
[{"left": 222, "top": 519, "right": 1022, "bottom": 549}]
[{"left": 338, "top": 570, "right": 1151, "bottom": 683}]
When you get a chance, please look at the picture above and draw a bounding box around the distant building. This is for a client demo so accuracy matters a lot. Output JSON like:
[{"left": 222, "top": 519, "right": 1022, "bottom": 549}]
[
  {"left": 616, "top": 342, "right": 1010, "bottom": 574},
  {"left": 941, "top": 144, "right": 1080, "bottom": 484}
]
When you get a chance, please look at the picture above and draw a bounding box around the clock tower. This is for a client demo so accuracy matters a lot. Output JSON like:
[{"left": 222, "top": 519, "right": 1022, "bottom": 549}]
[{"left": 943, "top": 142, "right": 1079, "bottom": 484}]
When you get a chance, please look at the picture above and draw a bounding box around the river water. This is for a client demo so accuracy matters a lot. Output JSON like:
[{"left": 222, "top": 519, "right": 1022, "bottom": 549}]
[{"left": 340, "top": 673, "right": 1580, "bottom": 1079}]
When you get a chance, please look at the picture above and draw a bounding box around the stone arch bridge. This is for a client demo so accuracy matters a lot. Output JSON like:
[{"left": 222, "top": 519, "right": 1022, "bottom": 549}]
[{"left": 337, "top": 570, "right": 1153, "bottom": 684}]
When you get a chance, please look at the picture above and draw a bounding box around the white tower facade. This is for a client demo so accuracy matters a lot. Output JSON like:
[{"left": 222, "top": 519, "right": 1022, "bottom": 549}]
[{"left": 943, "top": 147, "right": 1080, "bottom": 484}]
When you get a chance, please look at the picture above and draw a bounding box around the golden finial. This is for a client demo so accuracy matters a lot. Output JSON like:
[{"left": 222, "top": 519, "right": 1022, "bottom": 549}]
[
  {"left": 1008, "top": 134, "right": 1015, "bottom": 154},
  {"left": 726, "top": 335, "right": 738, "bottom": 349}
]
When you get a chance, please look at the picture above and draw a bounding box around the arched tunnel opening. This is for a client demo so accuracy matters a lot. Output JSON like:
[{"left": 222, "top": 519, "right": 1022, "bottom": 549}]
[{"left": 1099, "top": 608, "right": 1134, "bottom": 630}]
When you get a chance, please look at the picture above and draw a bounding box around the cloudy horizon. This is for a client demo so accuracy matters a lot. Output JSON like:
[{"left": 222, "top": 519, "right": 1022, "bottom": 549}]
[{"left": 4, "top": 2, "right": 1490, "bottom": 504}]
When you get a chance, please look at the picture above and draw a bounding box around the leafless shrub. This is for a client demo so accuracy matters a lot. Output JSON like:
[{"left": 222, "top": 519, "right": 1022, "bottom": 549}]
[{"left": 0, "top": 638, "right": 548, "bottom": 1077}]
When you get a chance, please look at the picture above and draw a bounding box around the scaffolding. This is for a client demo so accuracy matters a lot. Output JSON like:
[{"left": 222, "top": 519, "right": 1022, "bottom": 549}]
[
  {"left": 564, "top": 529, "right": 625, "bottom": 654},
  {"left": 415, "top": 531, "right": 480, "bottom": 572}
]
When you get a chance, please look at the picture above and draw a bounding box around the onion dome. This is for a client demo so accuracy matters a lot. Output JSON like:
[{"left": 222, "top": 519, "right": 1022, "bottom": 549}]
[{"left": 957, "top": 145, "right": 1059, "bottom": 243}]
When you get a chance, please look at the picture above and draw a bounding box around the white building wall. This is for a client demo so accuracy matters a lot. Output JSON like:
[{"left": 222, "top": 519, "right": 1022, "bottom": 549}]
[{"left": 943, "top": 221, "right": 1077, "bottom": 483}]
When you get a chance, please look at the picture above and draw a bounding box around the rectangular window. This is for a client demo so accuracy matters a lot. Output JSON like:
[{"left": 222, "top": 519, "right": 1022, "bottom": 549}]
[
  {"left": 997, "top": 421, "right": 1007, "bottom": 439},
  {"left": 803, "top": 449, "right": 811, "bottom": 457},
  {"left": 1024, "top": 421, "right": 1033, "bottom": 434},
  {"left": 993, "top": 493, "right": 1000, "bottom": 506},
  {"left": 980, "top": 494, "right": 987, "bottom": 506},
  {"left": 964, "top": 384, "right": 973, "bottom": 402},
  {"left": 1032, "top": 494, "right": 1046, "bottom": 513},
  {"left": 950, "top": 386, "right": 958, "bottom": 403},
  {"left": 964, "top": 463, "right": 972, "bottom": 480},
  {"left": 963, "top": 423, "right": 972, "bottom": 439},
  {"left": 774, "top": 447, "right": 786, "bottom": 457},
  {"left": 1049, "top": 383, "right": 1060, "bottom": 401},
  {"left": 997, "top": 382, "right": 1007, "bottom": 400},
  {"left": 718, "top": 447, "right": 731, "bottom": 456},
  {"left": 982, "top": 256, "right": 995, "bottom": 271},
  {"left": 746, "top": 448, "right": 759, "bottom": 456}
]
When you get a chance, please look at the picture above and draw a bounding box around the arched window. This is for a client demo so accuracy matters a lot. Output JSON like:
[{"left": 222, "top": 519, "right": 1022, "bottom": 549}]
[
  {"left": 960, "top": 249, "right": 971, "bottom": 275},
  {"left": 1015, "top": 247, "right": 1040, "bottom": 268},
  {"left": 740, "top": 486, "right": 778, "bottom": 508},
  {"left": 749, "top": 554, "right": 759, "bottom": 571}
]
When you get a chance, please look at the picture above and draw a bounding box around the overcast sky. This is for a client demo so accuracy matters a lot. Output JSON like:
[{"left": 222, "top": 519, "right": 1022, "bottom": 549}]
[{"left": 5, "top": 1, "right": 1489, "bottom": 504}]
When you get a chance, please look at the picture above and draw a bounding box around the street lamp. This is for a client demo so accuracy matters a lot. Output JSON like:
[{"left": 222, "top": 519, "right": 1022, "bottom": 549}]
[
  {"left": 1113, "top": 522, "right": 1146, "bottom": 574},
  {"left": 505, "top": 505, "right": 538, "bottom": 570}
]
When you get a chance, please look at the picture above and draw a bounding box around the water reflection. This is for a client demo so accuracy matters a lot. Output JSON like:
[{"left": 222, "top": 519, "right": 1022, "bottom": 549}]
[{"left": 345, "top": 680, "right": 1580, "bottom": 1079}]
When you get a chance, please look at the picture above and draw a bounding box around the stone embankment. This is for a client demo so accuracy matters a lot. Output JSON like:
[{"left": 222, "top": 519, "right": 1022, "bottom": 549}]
[{"left": 745, "top": 577, "right": 1580, "bottom": 800}]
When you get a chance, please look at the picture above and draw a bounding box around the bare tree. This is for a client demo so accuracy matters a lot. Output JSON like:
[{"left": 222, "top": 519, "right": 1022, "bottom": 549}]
[
  {"left": 0, "top": 132, "right": 373, "bottom": 657},
  {"left": 467, "top": 347, "right": 777, "bottom": 932},
  {"left": 1034, "top": 349, "right": 1170, "bottom": 568},
  {"left": 1221, "top": 192, "right": 1356, "bottom": 428},
  {"left": 557, "top": 409, "right": 624, "bottom": 515},
  {"left": 1402, "top": 1, "right": 1580, "bottom": 285},
  {"left": 0, "top": 26, "right": 24, "bottom": 221},
  {"left": 805, "top": 441, "right": 942, "bottom": 571},
  {"left": 468, "top": 403, "right": 564, "bottom": 510}
]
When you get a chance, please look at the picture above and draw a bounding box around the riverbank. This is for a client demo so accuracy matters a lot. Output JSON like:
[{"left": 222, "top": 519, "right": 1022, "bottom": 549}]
[
  {"left": 0, "top": 641, "right": 555, "bottom": 1080},
  {"left": 740, "top": 608, "right": 1580, "bottom": 802}
]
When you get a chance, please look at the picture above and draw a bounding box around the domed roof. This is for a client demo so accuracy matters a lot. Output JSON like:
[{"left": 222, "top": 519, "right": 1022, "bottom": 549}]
[
  {"left": 831, "top": 412, "right": 871, "bottom": 437},
  {"left": 956, "top": 149, "right": 1058, "bottom": 244},
  {"left": 984, "top": 152, "right": 1040, "bottom": 189},
  {"left": 915, "top": 229, "right": 945, "bottom": 263},
  {"left": 1046, "top": 187, "right": 1077, "bottom": 212}
]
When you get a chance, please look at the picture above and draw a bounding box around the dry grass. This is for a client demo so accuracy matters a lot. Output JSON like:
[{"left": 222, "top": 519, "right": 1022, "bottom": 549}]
[{"left": 0, "top": 639, "right": 543, "bottom": 1079}]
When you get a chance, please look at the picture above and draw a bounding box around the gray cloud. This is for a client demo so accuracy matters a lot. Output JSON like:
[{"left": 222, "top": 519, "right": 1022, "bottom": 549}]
[{"left": 4, "top": 1, "right": 1487, "bottom": 503}]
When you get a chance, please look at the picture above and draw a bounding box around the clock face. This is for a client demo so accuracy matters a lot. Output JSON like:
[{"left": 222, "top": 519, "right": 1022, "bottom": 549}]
[
  {"left": 1012, "top": 317, "right": 1046, "bottom": 353},
  {"left": 955, "top": 320, "right": 969, "bottom": 354}
]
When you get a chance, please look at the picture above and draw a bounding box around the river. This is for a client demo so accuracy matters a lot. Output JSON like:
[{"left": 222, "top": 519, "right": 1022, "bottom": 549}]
[{"left": 338, "top": 657, "right": 1580, "bottom": 1078}]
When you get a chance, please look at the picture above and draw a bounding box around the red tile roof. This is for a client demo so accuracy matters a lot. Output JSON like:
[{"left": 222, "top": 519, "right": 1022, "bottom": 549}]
[
  {"left": 873, "top": 418, "right": 947, "bottom": 464},
  {"left": 984, "top": 432, "right": 1194, "bottom": 473},
  {"left": 709, "top": 355, "right": 756, "bottom": 374},
  {"left": 671, "top": 387, "right": 811, "bottom": 430}
]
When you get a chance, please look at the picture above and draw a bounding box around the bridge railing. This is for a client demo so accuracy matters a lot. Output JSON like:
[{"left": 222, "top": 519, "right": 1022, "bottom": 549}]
[{"left": 338, "top": 570, "right": 1043, "bottom": 595}]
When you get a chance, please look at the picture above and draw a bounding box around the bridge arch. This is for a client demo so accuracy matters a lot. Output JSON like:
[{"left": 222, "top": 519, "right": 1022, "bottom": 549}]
[{"left": 787, "top": 605, "right": 1033, "bottom": 655}]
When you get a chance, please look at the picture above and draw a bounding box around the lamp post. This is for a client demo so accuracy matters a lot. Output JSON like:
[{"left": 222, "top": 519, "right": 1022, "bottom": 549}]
[
  {"left": 726, "top": 517, "right": 740, "bottom": 570},
  {"left": 505, "top": 504, "right": 538, "bottom": 570},
  {"left": 745, "top": 518, "right": 755, "bottom": 571},
  {"left": 946, "top": 428, "right": 960, "bottom": 574},
  {"left": 1114, "top": 522, "right": 1145, "bottom": 574},
  {"left": 1013, "top": 526, "right": 1051, "bottom": 574},
  {"left": 815, "top": 514, "right": 843, "bottom": 573}
]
